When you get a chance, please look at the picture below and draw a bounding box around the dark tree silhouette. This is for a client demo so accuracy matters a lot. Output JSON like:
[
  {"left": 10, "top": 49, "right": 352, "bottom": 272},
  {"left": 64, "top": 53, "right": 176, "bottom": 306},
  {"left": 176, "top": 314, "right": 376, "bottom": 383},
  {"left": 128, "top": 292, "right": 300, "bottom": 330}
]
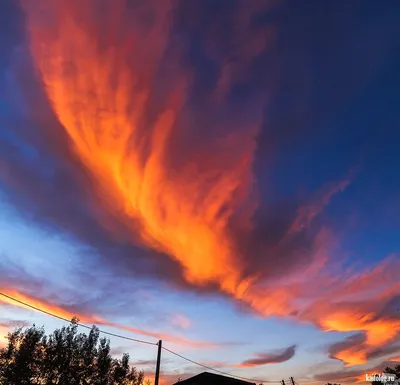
[
  {"left": 0, "top": 318, "right": 145, "bottom": 385},
  {"left": 384, "top": 365, "right": 400, "bottom": 377},
  {"left": 369, "top": 365, "right": 400, "bottom": 385}
]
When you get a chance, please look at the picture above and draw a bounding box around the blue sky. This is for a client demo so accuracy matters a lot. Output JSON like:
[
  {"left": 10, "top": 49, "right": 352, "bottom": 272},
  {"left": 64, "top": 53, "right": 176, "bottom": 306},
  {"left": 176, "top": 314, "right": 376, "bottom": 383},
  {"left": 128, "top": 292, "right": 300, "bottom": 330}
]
[{"left": 0, "top": 1, "right": 399, "bottom": 384}]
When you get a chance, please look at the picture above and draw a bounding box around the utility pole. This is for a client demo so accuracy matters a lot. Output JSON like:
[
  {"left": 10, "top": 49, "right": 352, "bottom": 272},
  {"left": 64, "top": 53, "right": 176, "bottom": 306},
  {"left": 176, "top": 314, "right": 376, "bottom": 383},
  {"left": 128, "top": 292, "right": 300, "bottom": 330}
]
[
  {"left": 290, "top": 377, "right": 295, "bottom": 385},
  {"left": 154, "top": 340, "right": 162, "bottom": 385}
]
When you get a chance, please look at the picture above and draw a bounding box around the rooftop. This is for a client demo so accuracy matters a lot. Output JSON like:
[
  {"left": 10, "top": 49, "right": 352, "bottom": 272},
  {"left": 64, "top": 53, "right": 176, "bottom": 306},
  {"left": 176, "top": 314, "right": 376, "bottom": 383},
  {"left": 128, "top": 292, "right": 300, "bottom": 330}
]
[{"left": 173, "top": 372, "right": 256, "bottom": 385}]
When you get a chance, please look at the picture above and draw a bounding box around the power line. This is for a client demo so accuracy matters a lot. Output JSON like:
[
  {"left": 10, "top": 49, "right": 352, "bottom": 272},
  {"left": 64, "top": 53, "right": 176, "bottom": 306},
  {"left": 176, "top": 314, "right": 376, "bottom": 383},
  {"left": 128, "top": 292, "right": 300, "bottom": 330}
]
[
  {"left": 0, "top": 291, "right": 157, "bottom": 346},
  {"left": 161, "top": 346, "right": 282, "bottom": 384},
  {"left": 1, "top": 291, "right": 295, "bottom": 385}
]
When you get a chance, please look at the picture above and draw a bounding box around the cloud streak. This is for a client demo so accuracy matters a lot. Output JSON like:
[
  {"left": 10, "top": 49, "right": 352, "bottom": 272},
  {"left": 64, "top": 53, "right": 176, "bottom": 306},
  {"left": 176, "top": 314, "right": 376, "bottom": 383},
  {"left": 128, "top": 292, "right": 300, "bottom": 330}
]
[
  {"left": 314, "top": 356, "right": 400, "bottom": 383},
  {"left": 0, "top": 289, "right": 218, "bottom": 348},
  {"left": 236, "top": 345, "right": 296, "bottom": 367}
]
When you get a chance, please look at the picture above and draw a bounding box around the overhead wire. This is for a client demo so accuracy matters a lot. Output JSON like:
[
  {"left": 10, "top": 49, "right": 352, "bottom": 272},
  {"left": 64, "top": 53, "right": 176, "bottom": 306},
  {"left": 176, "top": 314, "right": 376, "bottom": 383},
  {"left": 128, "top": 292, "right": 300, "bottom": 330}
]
[
  {"left": 1, "top": 291, "right": 291, "bottom": 384},
  {"left": 162, "top": 345, "right": 281, "bottom": 384},
  {"left": 0, "top": 291, "right": 157, "bottom": 346}
]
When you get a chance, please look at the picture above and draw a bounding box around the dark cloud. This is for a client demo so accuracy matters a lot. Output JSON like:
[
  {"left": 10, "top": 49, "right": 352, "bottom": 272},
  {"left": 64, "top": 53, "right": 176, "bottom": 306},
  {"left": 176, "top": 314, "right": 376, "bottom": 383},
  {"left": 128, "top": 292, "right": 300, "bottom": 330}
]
[
  {"left": 319, "top": 297, "right": 400, "bottom": 365},
  {"left": 314, "top": 359, "right": 400, "bottom": 383},
  {"left": 376, "top": 295, "right": 400, "bottom": 319},
  {"left": 327, "top": 332, "right": 367, "bottom": 361},
  {"left": 367, "top": 345, "right": 400, "bottom": 361},
  {"left": 313, "top": 367, "right": 365, "bottom": 383},
  {"left": 0, "top": 255, "right": 46, "bottom": 293},
  {"left": 237, "top": 344, "right": 296, "bottom": 367}
]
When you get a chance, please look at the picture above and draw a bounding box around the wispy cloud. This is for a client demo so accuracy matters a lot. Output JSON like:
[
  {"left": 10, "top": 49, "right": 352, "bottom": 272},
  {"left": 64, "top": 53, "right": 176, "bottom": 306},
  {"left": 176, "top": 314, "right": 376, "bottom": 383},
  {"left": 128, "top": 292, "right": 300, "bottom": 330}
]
[
  {"left": 285, "top": 175, "right": 354, "bottom": 238},
  {"left": 314, "top": 356, "right": 400, "bottom": 383},
  {"left": 0, "top": 288, "right": 218, "bottom": 348},
  {"left": 236, "top": 345, "right": 296, "bottom": 367},
  {"left": 170, "top": 314, "right": 191, "bottom": 330}
]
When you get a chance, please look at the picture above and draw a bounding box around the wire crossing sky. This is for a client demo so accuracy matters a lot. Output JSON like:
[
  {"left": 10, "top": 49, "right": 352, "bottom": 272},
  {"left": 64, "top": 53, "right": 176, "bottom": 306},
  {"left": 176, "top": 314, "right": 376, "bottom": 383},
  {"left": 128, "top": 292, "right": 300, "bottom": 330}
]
[{"left": 0, "top": 291, "right": 282, "bottom": 384}]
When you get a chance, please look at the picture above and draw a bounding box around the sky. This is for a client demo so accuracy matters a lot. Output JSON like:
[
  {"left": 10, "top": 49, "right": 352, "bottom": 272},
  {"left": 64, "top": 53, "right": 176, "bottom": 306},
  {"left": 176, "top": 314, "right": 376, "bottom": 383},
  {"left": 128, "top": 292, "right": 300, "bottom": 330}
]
[{"left": 0, "top": 0, "right": 399, "bottom": 384}]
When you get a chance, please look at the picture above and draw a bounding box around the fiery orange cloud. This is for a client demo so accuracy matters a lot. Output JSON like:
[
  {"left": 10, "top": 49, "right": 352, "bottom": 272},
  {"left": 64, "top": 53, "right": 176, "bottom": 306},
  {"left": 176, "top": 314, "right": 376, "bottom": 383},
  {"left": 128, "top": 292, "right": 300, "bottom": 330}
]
[
  {"left": 20, "top": 0, "right": 333, "bottom": 328},
  {"left": 314, "top": 356, "right": 400, "bottom": 385},
  {"left": 299, "top": 258, "right": 400, "bottom": 366},
  {"left": 314, "top": 300, "right": 400, "bottom": 365},
  {"left": 321, "top": 311, "right": 399, "bottom": 347},
  {"left": 0, "top": 289, "right": 217, "bottom": 348},
  {"left": 335, "top": 348, "right": 368, "bottom": 367},
  {"left": 19, "top": 0, "right": 400, "bottom": 369},
  {"left": 22, "top": 0, "right": 261, "bottom": 308}
]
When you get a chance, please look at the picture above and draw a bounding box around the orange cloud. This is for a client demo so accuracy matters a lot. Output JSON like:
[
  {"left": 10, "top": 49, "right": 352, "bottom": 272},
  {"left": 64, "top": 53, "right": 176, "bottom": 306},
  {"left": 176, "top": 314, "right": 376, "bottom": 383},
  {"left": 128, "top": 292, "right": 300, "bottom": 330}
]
[
  {"left": 20, "top": 0, "right": 343, "bottom": 326},
  {"left": 321, "top": 311, "right": 399, "bottom": 348},
  {"left": 311, "top": 302, "right": 400, "bottom": 365},
  {"left": 21, "top": 0, "right": 260, "bottom": 304},
  {"left": 314, "top": 357, "right": 400, "bottom": 384},
  {"left": 0, "top": 289, "right": 216, "bottom": 348},
  {"left": 0, "top": 289, "right": 102, "bottom": 323},
  {"left": 104, "top": 323, "right": 215, "bottom": 348},
  {"left": 18, "top": 0, "right": 400, "bottom": 370}
]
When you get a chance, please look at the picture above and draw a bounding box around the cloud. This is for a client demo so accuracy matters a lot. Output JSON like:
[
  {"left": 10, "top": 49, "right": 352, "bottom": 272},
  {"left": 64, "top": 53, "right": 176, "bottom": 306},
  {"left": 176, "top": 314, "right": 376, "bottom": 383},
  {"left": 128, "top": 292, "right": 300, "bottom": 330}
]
[
  {"left": 109, "top": 346, "right": 130, "bottom": 357},
  {"left": 0, "top": 0, "right": 398, "bottom": 372},
  {"left": 0, "top": 288, "right": 219, "bottom": 348},
  {"left": 0, "top": 0, "right": 303, "bottom": 306},
  {"left": 327, "top": 333, "right": 367, "bottom": 365},
  {"left": 21, "top": 0, "right": 262, "bottom": 298},
  {"left": 367, "top": 344, "right": 400, "bottom": 361},
  {"left": 285, "top": 175, "right": 353, "bottom": 238},
  {"left": 236, "top": 345, "right": 296, "bottom": 367},
  {"left": 170, "top": 314, "right": 191, "bottom": 330},
  {"left": 326, "top": 331, "right": 400, "bottom": 367},
  {"left": 300, "top": 257, "right": 400, "bottom": 365},
  {"left": 132, "top": 359, "right": 158, "bottom": 367},
  {"left": 5, "top": 0, "right": 354, "bottom": 302},
  {"left": 314, "top": 358, "right": 400, "bottom": 383},
  {"left": 0, "top": 318, "right": 30, "bottom": 329}
]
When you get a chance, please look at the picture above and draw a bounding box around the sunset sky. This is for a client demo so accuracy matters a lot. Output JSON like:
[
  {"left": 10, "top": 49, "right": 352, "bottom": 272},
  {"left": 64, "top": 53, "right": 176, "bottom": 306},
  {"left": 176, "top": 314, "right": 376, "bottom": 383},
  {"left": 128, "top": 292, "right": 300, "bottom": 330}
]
[{"left": 0, "top": 1, "right": 399, "bottom": 384}]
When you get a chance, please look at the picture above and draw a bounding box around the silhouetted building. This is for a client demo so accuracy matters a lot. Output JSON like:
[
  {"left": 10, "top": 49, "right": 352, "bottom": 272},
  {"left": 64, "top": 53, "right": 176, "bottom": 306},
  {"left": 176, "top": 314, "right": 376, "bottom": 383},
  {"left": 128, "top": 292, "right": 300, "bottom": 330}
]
[{"left": 173, "top": 372, "right": 256, "bottom": 385}]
